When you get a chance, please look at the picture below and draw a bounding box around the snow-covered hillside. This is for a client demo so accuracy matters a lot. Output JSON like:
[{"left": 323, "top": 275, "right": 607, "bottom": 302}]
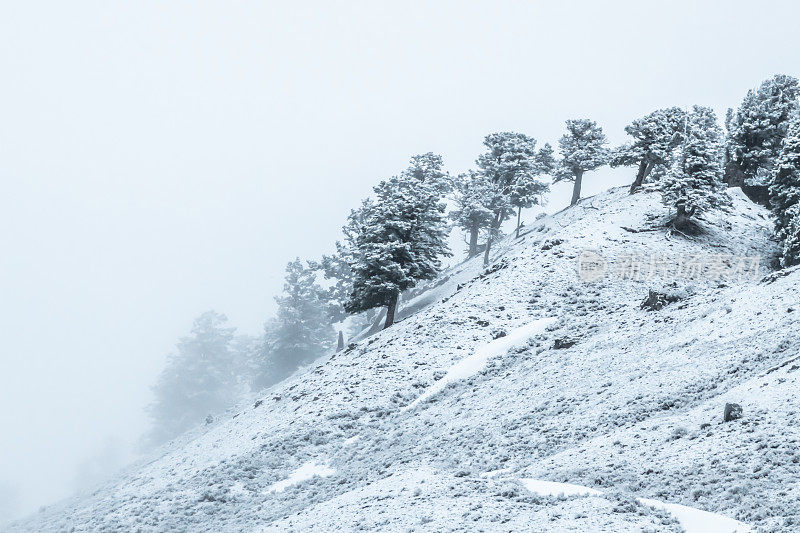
[{"left": 12, "top": 186, "right": 800, "bottom": 532}]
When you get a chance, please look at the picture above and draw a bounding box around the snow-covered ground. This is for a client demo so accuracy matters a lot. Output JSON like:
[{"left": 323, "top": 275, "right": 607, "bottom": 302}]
[
  {"left": 266, "top": 461, "right": 335, "bottom": 493},
  {"left": 520, "top": 478, "right": 750, "bottom": 532},
  {"left": 11, "top": 186, "right": 800, "bottom": 532},
  {"left": 404, "top": 317, "right": 557, "bottom": 410}
]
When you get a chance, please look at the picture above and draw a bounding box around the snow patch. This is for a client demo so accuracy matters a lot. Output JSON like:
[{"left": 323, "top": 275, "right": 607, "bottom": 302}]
[
  {"left": 479, "top": 468, "right": 512, "bottom": 479},
  {"left": 638, "top": 498, "right": 751, "bottom": 533},
  {"left": 405, "top": 317, "right": 557, "bottom": 409},
  {"left": 520, "top": 478, "right": 750, "bottom": 532},
  {"left": 267, "top": 461, "right": 335, "bottom": 493},
  {"left": 519, "top": 478, "right": 602, "bottom": 497}
]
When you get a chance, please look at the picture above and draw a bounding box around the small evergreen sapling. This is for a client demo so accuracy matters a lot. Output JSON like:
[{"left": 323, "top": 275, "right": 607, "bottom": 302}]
[{"left": 553, "top": 119, "right": 609, "bottom": 206}]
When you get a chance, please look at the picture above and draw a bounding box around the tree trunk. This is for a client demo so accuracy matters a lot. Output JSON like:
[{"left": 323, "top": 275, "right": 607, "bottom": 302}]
[
  {"left": 468, "top": 224, "right": 479, "bottom": 258},
  {"left": 336, "top": 330, "right": 344, "bottom": 351},
  {"left": 483, "top": 210, "right": 502, "bottom": 266},
  {"left": 570, "top": 170, "right": 584, "bottom": 206},
  {"left": 383, "top": 294, "right": 398, "bottom": 329},
  {"left": 674, "top": 204, "right": 691, "bottom": 231},
  {"left": 515, "top": 206, "right": 522, "bottom": 238},
  {"left": 629, "top": 160, "right": 653, "bottom": 194}
]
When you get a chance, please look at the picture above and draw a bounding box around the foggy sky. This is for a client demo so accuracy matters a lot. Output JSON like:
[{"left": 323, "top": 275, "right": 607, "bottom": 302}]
[{"left": 2, "top": 0, "right": 799, "bottom": 522}]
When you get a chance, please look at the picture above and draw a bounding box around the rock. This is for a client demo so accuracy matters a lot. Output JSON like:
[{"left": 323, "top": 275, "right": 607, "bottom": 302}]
[
  {"left": 640, "top": 289, "right": 683, "bottom": 311},
  {"left": 541, "top": 238, "right": 563, "bottom": 251},
  {"left": 205, "top": 414, "right": 214, "bottom": 425},
  {"left": 553, "top": 338, "right": 576, "bottom": 349},
  {"left": 491, "top": 329, "right": 507, "bottom": 340},
  {"left": 724, "top": 402, "right": 743, "bottom": 422}
]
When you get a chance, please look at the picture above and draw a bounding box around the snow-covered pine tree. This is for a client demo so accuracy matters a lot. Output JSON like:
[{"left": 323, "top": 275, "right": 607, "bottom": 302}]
[
  {"left": 726, "top": 74, "right": 800, "bottom": 186},
  {"left": 661, "top": 106, "right": 727, "bottom": 231},
  {"left": 345, "top": 161, "right": 450, "bottom": 328},
  {"left": 509, "top": 141, "right": 552, "bottom": 238},
  {"left": 610, "top": 107, "right": 686, "bottom": 193},
  {"left": 450, "top": 170, "right": 497, "bottom": 258},
  {"left": 311, "top": 199, "right": 375, "bottom": 323},
  {"left": 553, "top": 119, "right": 609, "bottom": 206},
  {"left": 476, "top": 132, "right": 549, "bottom": 263},
  {"left": 780, "top": 205, "right": 800, "bottom": 268},
  {"left": 769, "top": 116, "right": 800, "bottom": 266},
  {"left": 269, "top": 258, "right": 334, "bottom": 377},
  {"left": 537, "top": 142, "right": 556, "bottom": 174},
  {"left": 146, "top": 311, "right": 238, "bottom": 445},
  {"left": 404, "top": 152, "right": 452, "bottom": 196},
  {"left": 251, "top": 317, "right": 280, "bottom": 390}
]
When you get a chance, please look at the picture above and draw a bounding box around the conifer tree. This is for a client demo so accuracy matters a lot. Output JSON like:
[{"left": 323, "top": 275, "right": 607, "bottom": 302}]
[
  {"left": 510, "top": 143, "right": 553, "bottom": 237},
  {"left": 147, "top": 311, "right": 238, "bottom": 445},
  {"left": 553, "top": 119, "right": 609, "bottom": 206},
  {"left": 610, "top": 107, "right": 685, "bottom": 193},
  {"left": 450, "top": 170, "right": 499, "bottom": 258},
  {"left": 726, "top": 74, "right": 800, "bottom": 186},
  {"left": 251, "top": 318, "right": 280, "bottom": 391},
  {"left": 476, "top": 132, "right": 549, "bottom": 263},
  {"left": 312, "top": 199, "right": 374, "bottom": 323},
  {"left": 269, "top": 259, "right": 333, "bottom": 376},
  {"left": 404, "top": 152, "right": 452, "bottom": 195},
  {"left": 661, "top": 106, "right": 727, "bottom": 230},
  {"left": 344, "top": 158, "right": 450, "bottom": 328},
  {"left": 537, "top": 142, "right": 556, "bottom": 174},
  {"left": 769, "top": 117, "right": 800, "bottom": 266}
]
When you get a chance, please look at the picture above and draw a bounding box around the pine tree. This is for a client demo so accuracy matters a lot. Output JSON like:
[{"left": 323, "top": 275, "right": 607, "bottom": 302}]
[
  {"left": 312, "top": 199, "right": 374, "bottom": 323},
  {"left": 450, "top": 170, "right": 500, "bottom": 258},
  {"left": 147, "top": 311, "right": 238, "bottom": 445},
  {"left": 769, "top": 117, "right": 800, "bottom": 266},
  {"left": 509, "top": 142, "right": 552, "bottom": 237},
  {"left": 661, "top": 106, "right": 727, "bottom": 231},
  {"left": 404, "top": 152, "right": 452, "bottom": 196},
  {"left": 269, "top": 259, "right": 334, "bottom": 377},
  {"left": 610, "top": 107, "right": 686, "bottom": 193},
  {"left": 726, "top": 74, "right": 800, "bottom": 186},
  {"left": 780, "top": 205, "right": 800, "bottom": 267},
  {"left": 345, "top": 159, "right": 450, "bottom": 328},
  {"left": 476, "top": 132, "right": 549, "bottom": 263},
  {"left": 251, "top": 318, "right": 280, "bottom": 390},
  {"left": 537, "top": 143, "right": 556, "bottom": 174},
  {"left": 553, "top": 119, "right": 609, "bottom": 206}
]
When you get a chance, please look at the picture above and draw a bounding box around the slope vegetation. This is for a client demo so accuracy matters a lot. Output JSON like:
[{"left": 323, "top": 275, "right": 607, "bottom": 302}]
[{"left": 14, "top": 186, "right": 800, "bottom": 533}]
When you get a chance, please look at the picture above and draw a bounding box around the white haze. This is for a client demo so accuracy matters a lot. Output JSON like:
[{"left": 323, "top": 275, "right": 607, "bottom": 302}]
[{"left": 1, "top": 0, "right": 799, "bottom": 522}]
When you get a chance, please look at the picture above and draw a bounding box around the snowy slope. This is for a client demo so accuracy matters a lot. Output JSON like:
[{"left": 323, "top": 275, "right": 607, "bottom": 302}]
[{"left": 11, "top": 186, "right": 800, "bottom": 532}]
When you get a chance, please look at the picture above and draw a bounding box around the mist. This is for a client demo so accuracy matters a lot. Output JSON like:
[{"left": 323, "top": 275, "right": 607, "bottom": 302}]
[{"left": 2, "top": 0, "right": 800, "bottom": 523}]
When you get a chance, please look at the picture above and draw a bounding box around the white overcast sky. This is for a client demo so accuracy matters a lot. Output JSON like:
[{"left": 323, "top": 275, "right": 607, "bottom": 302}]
[{"left": 1, "top": 0, "right": 799, "bottom": 521}]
